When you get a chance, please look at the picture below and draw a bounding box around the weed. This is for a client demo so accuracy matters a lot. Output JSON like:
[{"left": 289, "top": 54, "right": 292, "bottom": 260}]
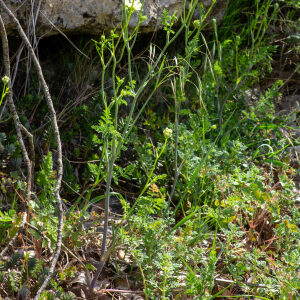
[{"left": 0, "top": 0, "right": 299, "bottom": 298}]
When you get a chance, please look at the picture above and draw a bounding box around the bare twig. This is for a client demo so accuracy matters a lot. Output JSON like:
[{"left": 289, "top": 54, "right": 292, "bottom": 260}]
[
  {"left": 40, "top": 11, "right": 90, "bottom": 60},
  {"left": 20, "top": 124, "right": 35, "bottom": 183},
  {"left": 0, "top": 0, "right": 41, "bottom": 118},
  {"left": 0, "top": 15, "right": 32, "bottom": 258},
  {"left": 0, "top": 2, "right": 64, "bottom": 298},
  {"left": 0, "top": 16, "right": 32, "bottom": 202},
  {"left": 97, "top": 288, "right": 144, "bottom": 295}
]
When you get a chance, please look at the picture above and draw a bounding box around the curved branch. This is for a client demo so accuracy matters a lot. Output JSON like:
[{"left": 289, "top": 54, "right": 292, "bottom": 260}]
[
  {"left": 0, "top": 15, "right": 31, "bottom": 258},
  {"left": 0, "top": 2, "right": 64, "bottom": 298}
]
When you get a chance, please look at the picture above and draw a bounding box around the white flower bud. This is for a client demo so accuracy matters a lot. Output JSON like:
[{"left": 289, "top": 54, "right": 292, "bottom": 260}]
[
  {"left": 193, "top": 20, "right": 201, "bottom": 28},
  {"left": 124, "top": 0, "right": 142, "bottom": 12},
  {"left": 2, "top": 75, "right": 10, "bottom": 85},
  {"left": 163, "top": 127, "right": 172, "bottom": 139}
]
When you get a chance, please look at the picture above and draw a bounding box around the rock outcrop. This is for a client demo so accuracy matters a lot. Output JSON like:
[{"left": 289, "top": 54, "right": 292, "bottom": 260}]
[{"left": 1, "top": 0, "right": 228, "bottom": 36}]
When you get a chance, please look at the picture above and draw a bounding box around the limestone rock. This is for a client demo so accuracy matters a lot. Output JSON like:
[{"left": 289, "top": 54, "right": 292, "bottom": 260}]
[{"left": 1, "top": 0, "right": 228, "bottom": 37}]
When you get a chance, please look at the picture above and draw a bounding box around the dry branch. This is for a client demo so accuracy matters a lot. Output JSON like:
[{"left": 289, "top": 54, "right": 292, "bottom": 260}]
[
  {"left": 0, "top": 2, "right": 64, "bottom": 298},
  {"left": 0, "top": 14, "right": 31, "bottom": 258}
]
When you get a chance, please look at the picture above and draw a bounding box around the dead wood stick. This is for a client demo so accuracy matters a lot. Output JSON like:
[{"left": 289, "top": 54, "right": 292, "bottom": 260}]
[
  {"left": 0, "top": 2, "right": 64, "bottom": 299},
  {"left": 0, "top": 15, "right": 32, "bottom": 258}
]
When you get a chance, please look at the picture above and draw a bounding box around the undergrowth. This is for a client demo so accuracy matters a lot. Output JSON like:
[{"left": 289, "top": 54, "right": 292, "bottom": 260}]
[{"left": 0, "top": 0, "right": 299, "bottom": 299}]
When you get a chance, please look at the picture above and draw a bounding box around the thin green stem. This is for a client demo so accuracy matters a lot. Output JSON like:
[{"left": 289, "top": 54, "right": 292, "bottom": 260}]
[{"left": 120, "top": 0, "right": 199, "bottom": 144}]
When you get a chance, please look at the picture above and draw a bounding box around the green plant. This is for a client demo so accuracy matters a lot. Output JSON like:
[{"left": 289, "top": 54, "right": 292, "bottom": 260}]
[
  {"left": 0, "top": 209, "right": 21, "bottom": 242},
  {"left": 88, "top": 0, "right": 203, "bottom": 288},
  {"left": 1, "top": 0, "right": 299, "bottom": 298},
  {"left": 0, "top": 75, "right": 9, "bottom": 110}
]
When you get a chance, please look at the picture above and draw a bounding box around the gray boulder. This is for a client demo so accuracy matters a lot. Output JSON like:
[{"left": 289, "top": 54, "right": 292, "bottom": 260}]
[{"left": 1, "top": 0, "right": 227, "bottom": 36}]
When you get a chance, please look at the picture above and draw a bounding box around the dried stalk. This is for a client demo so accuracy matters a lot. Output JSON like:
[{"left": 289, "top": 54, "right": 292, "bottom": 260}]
[
  {"left": 0, "top": 14, "right": 32, "bottom": 258},
  {"left": 0, "top": 2, "right": 64, "bottom": 298},
  {"left": 20, "top": 124, "right": 35, "bottom": 181}
]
